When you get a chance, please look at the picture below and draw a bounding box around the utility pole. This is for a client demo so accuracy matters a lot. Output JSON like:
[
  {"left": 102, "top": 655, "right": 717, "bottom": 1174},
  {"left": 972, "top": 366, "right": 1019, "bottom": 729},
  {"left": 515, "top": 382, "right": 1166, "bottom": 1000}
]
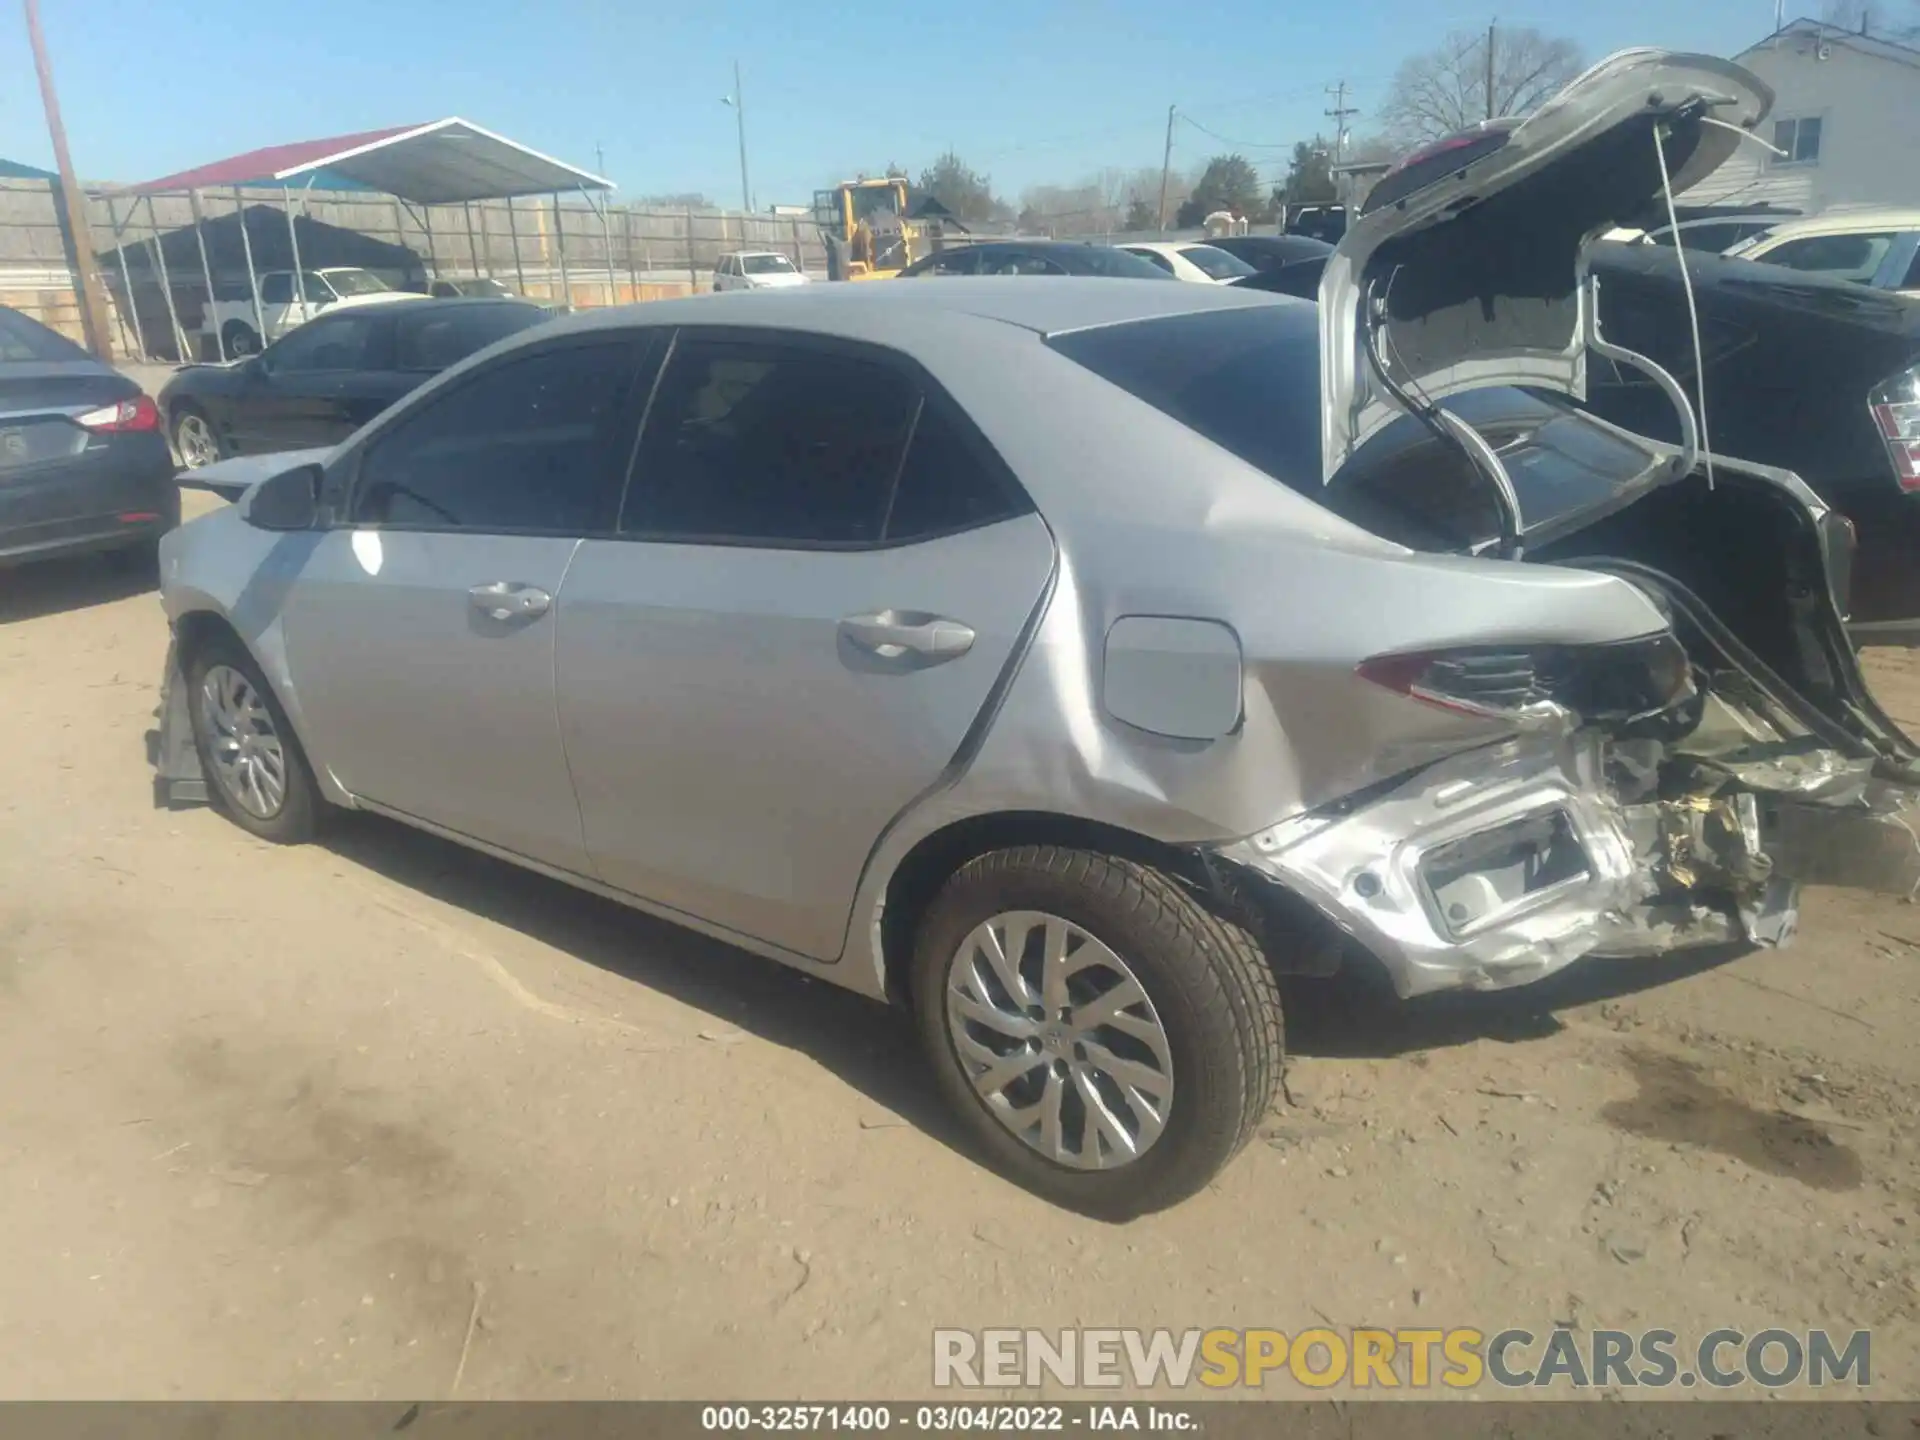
[
  {"left": 1156, "top": 104, "right": 1176, "bottom": 233},
  {"left": 1485, "top": 18, "right": 1498, "bottom": 122},
  {"left": 24, "top": 0, "right": 113, "bottom": 359},
  {"left": 1325, "top": 81, "right": 1358, "bottom": 166},
  {"left": 722, "top": 61, "right": 753, "bottom": 213},
  {"left": 595, "top": 140, "right": 605, "bottom": 177}
]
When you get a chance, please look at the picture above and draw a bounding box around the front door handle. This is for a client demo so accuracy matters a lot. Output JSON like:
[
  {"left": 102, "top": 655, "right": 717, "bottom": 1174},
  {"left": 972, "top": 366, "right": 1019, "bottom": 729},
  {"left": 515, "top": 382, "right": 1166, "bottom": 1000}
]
[
  {"left": 468, "top": 581, "right": 552, "bottom": 621},
  {"left": 839, "top": 611, "right": 975, "bottom": 660}
]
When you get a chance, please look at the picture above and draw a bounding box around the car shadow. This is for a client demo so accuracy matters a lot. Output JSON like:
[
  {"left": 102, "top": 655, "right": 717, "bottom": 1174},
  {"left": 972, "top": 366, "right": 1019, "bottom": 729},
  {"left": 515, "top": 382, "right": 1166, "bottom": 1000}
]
[
  {"left": 1280, "top": 941, "right": 1752, "bottom": 1061},
  {"left": 0, "top": 552, "right": 158, "bottom": 623},
  {"left": 321, "top": 809, "right": 1759, "bottom": 1132},
  {"left": 318, "top": 812, "right": 961, "bottom": 1146}
]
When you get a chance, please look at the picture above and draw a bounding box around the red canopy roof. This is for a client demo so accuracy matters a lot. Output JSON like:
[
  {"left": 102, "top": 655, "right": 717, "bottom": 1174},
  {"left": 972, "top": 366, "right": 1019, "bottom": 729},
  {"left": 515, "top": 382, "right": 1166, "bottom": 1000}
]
[
  {"left": 124, "top": 119, "right": 612, "bottom": 204},
  {"left": 127, "top": 125, "right": 420, "bottom": 195}
]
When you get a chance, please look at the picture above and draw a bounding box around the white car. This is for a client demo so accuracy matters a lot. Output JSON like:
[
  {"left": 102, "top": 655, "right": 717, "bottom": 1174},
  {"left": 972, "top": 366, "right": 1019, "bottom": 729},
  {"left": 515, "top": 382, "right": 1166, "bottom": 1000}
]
[
  {"left": 199, "top": 267, "right": 416, "bottom": 357},
  {"left": 713, "top": 251, "right": 810, "bottom": 291},
  {"left": 1724, "top": 208, "right": 1920, "bottom": 295},
  {"left": 1115, "top": 241, "right": 1257, "bottom": 284}
]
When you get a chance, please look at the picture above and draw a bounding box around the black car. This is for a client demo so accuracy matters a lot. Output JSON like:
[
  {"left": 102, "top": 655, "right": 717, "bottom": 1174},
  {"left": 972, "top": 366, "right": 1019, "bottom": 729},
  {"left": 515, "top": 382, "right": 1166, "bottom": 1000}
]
[
  {"left": 159, "top": 296, "right": 553, "bottom": 469},
  {"left": 1578, "top": 240, "right": 1920, "bottom": 633},
  {"left": 1204, "top": 234, "right": 1335, "bottom": 298},
  {"left": 1230, "top": 243, "right": 1920, "bottom": 633},
  {"left": 0, "top": 305, "right": 177, "bottom": 570},
  {"left": 895, "top": 241, "right": 1174, "bottom": 280}
]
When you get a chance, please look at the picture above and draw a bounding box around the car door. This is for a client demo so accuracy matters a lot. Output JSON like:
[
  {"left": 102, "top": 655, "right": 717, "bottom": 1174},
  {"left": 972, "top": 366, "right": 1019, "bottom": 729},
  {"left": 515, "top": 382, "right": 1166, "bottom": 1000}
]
[
  {"left": 280, "top": 334, "right": 657, "bottom": 871},
  {"left": 555, "top": 329, "right": 1055, "bottom": 960},
  {"left": 228, "top": 311, "right": 398, "bottom": 454}
]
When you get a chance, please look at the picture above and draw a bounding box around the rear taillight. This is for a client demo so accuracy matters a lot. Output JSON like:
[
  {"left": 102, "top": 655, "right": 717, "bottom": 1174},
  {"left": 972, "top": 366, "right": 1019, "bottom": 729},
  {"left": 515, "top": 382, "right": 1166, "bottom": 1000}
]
[
  {"left": 1870, "top": 369, "right": 1920, "bottom": 490},
  {"left": 76, "top": 395, "right": 160, "bottom": 433},
  {"left": 1357, "top": 634, "right": 1695, "bottom": 726}
]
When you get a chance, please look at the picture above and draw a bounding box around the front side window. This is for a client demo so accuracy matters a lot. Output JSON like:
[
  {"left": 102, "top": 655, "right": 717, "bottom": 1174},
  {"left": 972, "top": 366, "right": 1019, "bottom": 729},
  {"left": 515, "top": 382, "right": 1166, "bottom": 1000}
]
[
  {"left": 622, "top": 337, "right": 918, "bottom": 545},
  {"left": 1128, "top": 248, "right": 1177, "bottom": 275},
  {"left": 351, "top": 341, "right": 641, "bottom": 533},
  {"left": 260, "top": 273, "right": 294, "bottom": 305},
  {"left": 264, "top": 313, "right": 388, "bottom": 374},
  {"left": 1760, "top": 231, "right": 1900, "bottom": 284}
]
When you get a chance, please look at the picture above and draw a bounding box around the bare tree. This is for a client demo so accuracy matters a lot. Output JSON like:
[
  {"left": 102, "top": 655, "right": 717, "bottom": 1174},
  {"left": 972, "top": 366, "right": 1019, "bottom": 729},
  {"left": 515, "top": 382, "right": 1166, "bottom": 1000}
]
[{"left": 1379, "top": 26, "right": 1585, "bottom": 147}]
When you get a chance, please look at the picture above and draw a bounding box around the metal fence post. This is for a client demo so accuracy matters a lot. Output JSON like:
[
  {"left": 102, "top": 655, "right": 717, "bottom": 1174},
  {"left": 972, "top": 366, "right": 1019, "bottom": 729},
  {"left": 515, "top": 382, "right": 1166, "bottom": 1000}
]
[
  {"left": 462, "top": 200, "right": 481, "bottom": 279},
  {"left": 232, "top": 187, "right": 264, "bottom": 344},
  {"left": 551, "top": 193, "right": 571, "bottom": 306},
  {"left": 143, "top": 195, "right": 191, "bottom": 362},
  {"left": 283, "top": 185, "right": 310, "bottom": 336},
  {"left": 187, "top": 189, "right": 224, "bottom": 362},
  {"left": 101, "top": 194, "right": 148, "bottom": 361},
  {"left": 623, "top": 207, "right": 639, "bottom": 301},
  {"left": 475, "top": 199, "right": 493, "bottom": 279},
  {"left": 505, "top": 197, "right": 528, "bottom": 295},
  {"left": 593, "top": 193, "right": 617, "bottom": 306},
  {"left": 686, "top": 207, "right": 698, "bottom": 292}
]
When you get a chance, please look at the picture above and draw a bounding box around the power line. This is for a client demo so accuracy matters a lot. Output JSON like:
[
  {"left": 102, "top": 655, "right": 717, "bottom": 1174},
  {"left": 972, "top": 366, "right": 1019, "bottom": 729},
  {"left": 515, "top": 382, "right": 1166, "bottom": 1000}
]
[
  {"left": 1325, "top": 81, "right": 1359, "bottom": 166},
  {"left": 1177, "top": 114, "right": 1294, "bottom": 149}
]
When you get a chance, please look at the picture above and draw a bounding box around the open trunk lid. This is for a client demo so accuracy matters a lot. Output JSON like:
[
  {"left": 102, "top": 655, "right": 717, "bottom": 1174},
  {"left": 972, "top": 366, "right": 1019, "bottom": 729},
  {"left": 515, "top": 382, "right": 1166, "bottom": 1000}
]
[{"left": 1319, "top": 49, "right": 1773, "bottom": 482}]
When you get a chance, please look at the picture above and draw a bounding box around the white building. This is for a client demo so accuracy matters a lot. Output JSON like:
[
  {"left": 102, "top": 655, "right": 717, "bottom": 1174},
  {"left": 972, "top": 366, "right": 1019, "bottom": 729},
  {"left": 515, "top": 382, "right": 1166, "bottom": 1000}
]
[{"left": 1689, "top": 17, "right": 1920, "bottom": 212}]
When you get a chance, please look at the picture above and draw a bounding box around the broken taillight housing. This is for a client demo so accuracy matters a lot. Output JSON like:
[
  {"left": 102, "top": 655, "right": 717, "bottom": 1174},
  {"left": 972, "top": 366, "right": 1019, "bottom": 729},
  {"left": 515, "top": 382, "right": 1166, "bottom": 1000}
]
[
  {"left": 1357, "top": 633, "right": 1695, "bottom": 725},
  {"left": 1870, "top": 368, "right": 1920, "bottom": 490}
]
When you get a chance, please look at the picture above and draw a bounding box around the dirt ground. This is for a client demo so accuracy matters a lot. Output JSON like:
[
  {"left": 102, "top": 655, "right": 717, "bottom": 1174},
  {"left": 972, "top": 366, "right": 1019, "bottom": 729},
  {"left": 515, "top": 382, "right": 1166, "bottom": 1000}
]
[{"left": 1, "top": 494, "right": 1916, "bottom": 1401}]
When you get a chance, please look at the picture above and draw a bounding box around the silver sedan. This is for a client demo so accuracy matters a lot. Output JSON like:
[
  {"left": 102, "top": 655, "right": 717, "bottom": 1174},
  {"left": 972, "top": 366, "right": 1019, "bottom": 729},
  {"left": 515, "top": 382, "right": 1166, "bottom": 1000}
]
[{"left": 153, "top": 50, "right": 1920, "bottom": 1214}]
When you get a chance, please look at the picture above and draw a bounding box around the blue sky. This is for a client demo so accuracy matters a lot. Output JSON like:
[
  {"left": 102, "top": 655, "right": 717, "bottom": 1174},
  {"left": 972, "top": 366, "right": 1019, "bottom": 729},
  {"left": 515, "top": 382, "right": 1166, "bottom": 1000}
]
[{"left": 4, "top": 0, "right": 1785, "bottom": 207}]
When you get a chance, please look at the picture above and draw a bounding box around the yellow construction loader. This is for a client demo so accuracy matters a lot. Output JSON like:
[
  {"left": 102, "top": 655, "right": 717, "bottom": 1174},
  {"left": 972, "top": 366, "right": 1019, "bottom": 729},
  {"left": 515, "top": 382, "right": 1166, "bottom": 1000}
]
[{"left": 812, "top": 177, "right": 926, "bottom": 280}]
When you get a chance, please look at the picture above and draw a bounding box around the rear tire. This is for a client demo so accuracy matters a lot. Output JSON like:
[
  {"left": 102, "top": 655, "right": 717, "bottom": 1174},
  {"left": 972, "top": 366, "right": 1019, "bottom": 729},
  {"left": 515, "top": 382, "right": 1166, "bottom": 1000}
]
[
  {"left": 185, "top": 635, "right": 320, "bottom": 844},
  {"left": 911, "top": 846, "right": 1283, "bottom": 1218},
  {"left": 221, "top": 320, "right": 260, "bottom": 357}
]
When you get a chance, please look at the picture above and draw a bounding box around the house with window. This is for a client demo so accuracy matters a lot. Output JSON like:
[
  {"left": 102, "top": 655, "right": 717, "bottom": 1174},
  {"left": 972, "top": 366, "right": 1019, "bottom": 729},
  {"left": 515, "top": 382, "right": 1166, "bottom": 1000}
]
[{"left": 1687, "top": 18, "right": 1920, "bottom": 212}]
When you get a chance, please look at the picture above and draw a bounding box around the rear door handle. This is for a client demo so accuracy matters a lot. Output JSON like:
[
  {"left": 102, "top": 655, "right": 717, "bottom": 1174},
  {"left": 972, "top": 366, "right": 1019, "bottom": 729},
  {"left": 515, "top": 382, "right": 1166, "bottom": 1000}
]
[
  {"left": 839, "top": 611, "right": 975, "bottom": 660},
  {"left": 468, "top": 581, "right": 552, "bottom": 621}
]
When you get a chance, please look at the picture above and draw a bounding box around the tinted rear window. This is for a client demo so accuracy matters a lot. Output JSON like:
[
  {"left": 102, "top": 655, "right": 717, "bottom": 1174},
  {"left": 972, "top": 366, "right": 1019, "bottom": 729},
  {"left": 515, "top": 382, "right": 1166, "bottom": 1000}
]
[
  {"left": 1047, "top": 304, "right": 1661, "bottom": 549},
  {"left": 0, "top": 307, "right": 89, "bottom": 363},
  {"left": 397, "top": 304, "right": 550, "bottom": 371}
]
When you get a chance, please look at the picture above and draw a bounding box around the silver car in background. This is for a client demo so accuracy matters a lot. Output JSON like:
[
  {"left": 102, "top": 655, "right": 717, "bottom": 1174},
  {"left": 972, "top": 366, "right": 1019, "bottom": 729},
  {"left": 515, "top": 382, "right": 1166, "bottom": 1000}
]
[{"left": 153, "top": 50, "right": 1920, "bottom": 1215}]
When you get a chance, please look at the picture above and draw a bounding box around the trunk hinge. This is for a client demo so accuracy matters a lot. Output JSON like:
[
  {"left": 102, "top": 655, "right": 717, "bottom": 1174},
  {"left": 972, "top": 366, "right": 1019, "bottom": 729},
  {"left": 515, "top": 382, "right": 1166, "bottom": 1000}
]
[{"left": 1584, "top": 271, "right": 1700, "bottom": 482}]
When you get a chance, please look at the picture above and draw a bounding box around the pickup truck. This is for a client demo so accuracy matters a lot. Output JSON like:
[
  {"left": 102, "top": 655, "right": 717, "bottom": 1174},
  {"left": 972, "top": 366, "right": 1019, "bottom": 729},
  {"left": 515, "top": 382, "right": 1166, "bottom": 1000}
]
[{"left": 199, "top": 267, "right": 417, "bottom": 357}]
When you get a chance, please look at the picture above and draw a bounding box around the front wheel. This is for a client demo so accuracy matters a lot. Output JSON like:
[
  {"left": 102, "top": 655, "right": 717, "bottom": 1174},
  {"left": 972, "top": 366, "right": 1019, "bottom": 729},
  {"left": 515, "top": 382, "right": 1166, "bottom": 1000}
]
[
  {"left": 911, "top": 847, "right": 1283, "bottom": 1218},
  {"left": 171, "top": 404, "right": 223, "bottom": 469},
  {"left": 185, "top": 637, "right": 321, "bottom": 843}
]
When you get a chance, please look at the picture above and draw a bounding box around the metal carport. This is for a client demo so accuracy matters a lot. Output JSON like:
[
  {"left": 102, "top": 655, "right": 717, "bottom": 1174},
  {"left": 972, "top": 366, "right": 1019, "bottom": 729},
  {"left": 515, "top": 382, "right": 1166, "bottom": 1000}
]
[{"left": 116, "top": 119, "right": 612, "bottom": 361}]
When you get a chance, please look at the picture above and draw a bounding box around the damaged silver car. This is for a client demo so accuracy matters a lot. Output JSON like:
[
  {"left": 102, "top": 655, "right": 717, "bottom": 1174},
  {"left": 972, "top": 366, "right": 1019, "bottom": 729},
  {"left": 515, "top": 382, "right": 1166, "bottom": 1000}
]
[{"left": 152, "top": 49, "right": 1920, "bottom": 1216}]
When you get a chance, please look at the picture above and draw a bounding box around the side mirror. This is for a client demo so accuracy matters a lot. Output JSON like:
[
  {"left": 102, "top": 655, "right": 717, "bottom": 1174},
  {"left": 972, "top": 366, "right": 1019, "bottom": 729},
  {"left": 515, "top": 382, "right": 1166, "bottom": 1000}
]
[{"left": 245, "top": 462, "right": 321, "bottom": 531}]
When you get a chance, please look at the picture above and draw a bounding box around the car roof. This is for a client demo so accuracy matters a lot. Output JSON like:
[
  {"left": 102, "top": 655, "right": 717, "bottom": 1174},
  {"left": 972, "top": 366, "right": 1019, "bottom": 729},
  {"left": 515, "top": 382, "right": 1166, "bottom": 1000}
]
[
  {"left": 534, "top": 274, "right": 1285, "bottom": 345},
  {"left": 405, "top": 295, "right": 539, "bottom": 312}
]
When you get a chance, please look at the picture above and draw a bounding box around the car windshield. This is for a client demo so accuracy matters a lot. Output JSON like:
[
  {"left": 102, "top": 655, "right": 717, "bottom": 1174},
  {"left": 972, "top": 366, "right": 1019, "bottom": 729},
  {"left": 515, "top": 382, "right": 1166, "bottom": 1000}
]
[
  {"left": 1047, "top": 305, "right": 1662, "bottom": 550},
  {"left": 742, "top": 254, "right": 796, "bottom": 275},
  {"left": 322, "top": 269, "right": 392, "bottom": 297},
  {"left": 1176, "top": 245, "right": 1256, "bottom": 280},
  {"left": 0, "top": 306, "right": 89, "bottom": 363}
]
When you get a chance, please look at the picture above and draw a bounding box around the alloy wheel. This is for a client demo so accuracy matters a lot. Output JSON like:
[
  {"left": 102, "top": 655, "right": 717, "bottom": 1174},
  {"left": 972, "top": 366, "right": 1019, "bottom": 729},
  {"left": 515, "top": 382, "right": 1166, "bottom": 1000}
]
[
  {"left": 175, "top": 413, "right": 219, "bottom": 469},
  {"left": 199, "top": 664, "right": 288, "bottom": 819},
  {"left": 944, "top": 909, "right": 1175, "bottom": 1170}
]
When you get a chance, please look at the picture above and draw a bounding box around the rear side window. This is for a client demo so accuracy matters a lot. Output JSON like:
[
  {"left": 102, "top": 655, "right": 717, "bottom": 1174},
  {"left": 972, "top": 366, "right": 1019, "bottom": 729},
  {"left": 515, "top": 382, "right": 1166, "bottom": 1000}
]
[
  {"left": 397, "top": 304, "right": 548, "bottom": 370},
  {"left": 0, "top": 307, "right": 87, "bottom": 362},
  {"left": 621, "top": 335, "right": 1026, "bottom": 547},
  {"left": 1129, "top": 249, "right": 1177, "bottom": 275},
  {"left": 623, "top": 337, "right": 915, "bottom": 545},
  {"left": 352, "top": 341, "right": 643, "bottom": 533},
  {"left": 261, "top": 274, "right": 293, "bottom": 304},
  {"left": 1177, "top": 245, "right": 1256, "bottom": 280}
]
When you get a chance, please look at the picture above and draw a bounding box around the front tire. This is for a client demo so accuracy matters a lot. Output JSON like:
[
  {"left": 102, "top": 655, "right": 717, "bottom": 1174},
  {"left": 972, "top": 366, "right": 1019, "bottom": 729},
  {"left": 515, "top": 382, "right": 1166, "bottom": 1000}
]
[
  {"left": 911, "top": 846, "right": 1283, "bottom": 1218},
  {"left": 185, "top": 636, "right": 320, "bottom": 843},
  {"left": 171, "top": 403, "right": 223, "bottom": 469}
]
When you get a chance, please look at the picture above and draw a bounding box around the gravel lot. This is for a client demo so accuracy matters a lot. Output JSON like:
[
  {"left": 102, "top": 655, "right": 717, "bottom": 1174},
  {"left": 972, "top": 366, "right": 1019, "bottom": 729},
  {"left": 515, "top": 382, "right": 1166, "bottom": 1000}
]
[{"left": 1, "top": 492, "right": 1916, "bottom": 1400}]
